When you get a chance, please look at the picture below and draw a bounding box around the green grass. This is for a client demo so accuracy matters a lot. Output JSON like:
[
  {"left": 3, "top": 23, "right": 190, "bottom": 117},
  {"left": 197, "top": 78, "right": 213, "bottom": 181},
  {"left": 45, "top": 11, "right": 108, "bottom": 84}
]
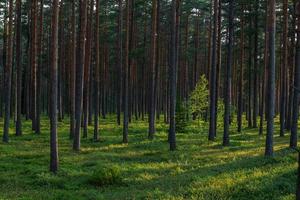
[{"left": 0, "top": 115, "right": 297, "bottom": 200}]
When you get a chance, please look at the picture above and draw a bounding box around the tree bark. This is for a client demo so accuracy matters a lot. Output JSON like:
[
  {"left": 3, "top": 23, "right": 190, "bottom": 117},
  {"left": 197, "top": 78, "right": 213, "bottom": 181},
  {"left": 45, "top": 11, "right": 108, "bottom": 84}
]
[
  {"left": 223, "top": 0, "right": 233, "bottom": 146},
  {"left": 265, "top": 0, "right": 276, "bottom": 156},
  {"left": 208, "top": 0, "right": 218, "bottom": 141},
  {"left": 16, "top": 0, "right": 22, "bottom": 136},
  {"left": 290, "top": 1, "right": 300, "bottom": 149},
  {"left": 73, "top": 0, "right": 88, "bottom": 151},
  {"left": 3, "top": 0, "right": 13, "bottom": 143},
  {"left": 50, "top": 0, "right": 59, "bottom": 173}
]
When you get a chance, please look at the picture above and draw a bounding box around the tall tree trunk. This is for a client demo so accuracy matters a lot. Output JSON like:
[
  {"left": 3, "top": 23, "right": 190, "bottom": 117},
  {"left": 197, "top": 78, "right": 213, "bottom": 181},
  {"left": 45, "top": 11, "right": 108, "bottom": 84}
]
[
  {"left": 237, "top": 5, "right": 244, "bottom": 133},
  {"left": 3, "top": 0, "right": 13, "bottom": 143},
  {"left": 253, "top": 0, "right": 259, "bottom": 128},
  {"left": 73, "top": 0, "right": 88, "bottom": 151},
  {"left": 223, "top": 0, "right": 233, "bottom": 146},
  {"left": 69, "top": 0, "right": 76, "bottom": 140},
  {"left": 94, "top": 0, "right": 100, "bottom": 141},
  {"left": 117, "top": 0, "right": 123, "bottom": 126},
  {"left": 148, "top": 0, "right": 158, "bottom": 140},
  {"left": 123, "top": 0, "right": 131, "bottom": 143},
  {"left": 50, "top": 0, "right": 59, "bottom": 173},
  {"left": 208, "top": 0, "right": 218, "bottom": 141},
  {"left": 265, "top": 0, "right": 276, "bottom": 156},
  {"left": 248, "top": 16, "right": 253, "bottom": 128},
  {"left": 36, "top": 0, "right": 43, "bottom": 134},
  {"left": 290, "top": 1, "right": 300, "bottom": 149},
  {"left": 169, "top": 0, "right": 180, "bottom": 151},
  {"left": 280, "top": 0, "right": 288, "bottom": 137},
  {"left": 215, "top": 0, "right": 221, "bottom": 135},
  {"left": 82, "top": 0, "right": 94, "bottom": 139},
  {"left": 259, "top": 1, "right": 269, "bottom": 135},
  {"left": 31, "top": 0, "right": 38, "bottom": 132},
  {"left": 16, "top": 0, "right": 22, "bottom": 136}
]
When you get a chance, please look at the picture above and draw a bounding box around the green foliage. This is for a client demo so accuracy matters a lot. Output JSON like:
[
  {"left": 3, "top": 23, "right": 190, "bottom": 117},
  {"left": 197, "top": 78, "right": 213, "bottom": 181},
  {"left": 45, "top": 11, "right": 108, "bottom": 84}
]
[
  {"left": 190, "top": 75, "right": 209, "bottom": 121},
  {"left": 88, "top": 165, "right": 122, "bottom": 187},
  {"left": 176, "top": 100, "right": 188, "bottom": 133}
]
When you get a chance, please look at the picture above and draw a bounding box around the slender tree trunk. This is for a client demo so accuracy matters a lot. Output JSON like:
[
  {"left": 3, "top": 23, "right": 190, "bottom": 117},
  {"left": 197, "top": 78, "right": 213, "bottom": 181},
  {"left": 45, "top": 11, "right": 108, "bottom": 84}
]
[
  {"left": 94, "top": 0, "right": 100, "bottom": 141},
  {"left": 290, "top": 1, "right": 300, "bottom": 149},
  {"left": 69, "top": 0, "right": 76, "bottom": 140},
  {"left": 117, "top": 0, "right": 123, "bottom": 126},
  {"left": 123, "top": 0, "right": 131, "bottom": 143},
  {"left": 36, "top": 0, "right": 43, "bottom": 134},
  {"left": 280, "top": 0, "right": 288, "bottom": 137},
  {"left": 148, "top": 0, "right": 158, "bottom": 140},
  {"left": 31, "top": 0, "right": 38, "bottom": 132},
  {"left": 16, "top": 0, "right": 22, "bottom": 136},
  {"left": 248, "top": 16, "right": 253, "bottom": 128},
  {"left": 260, "top": 2, "right": 269, "bottom": 135},
  {"left": 73, "top": 0, "right": 88, "bottom": 151},
  {"left": 169, "top": 0, "right": 180, "bottom": 151},
  {"left": 237, "top": 6, "right": 244, "bottom": 133},
  {"left": 223, "top": 0, "right": 233, "bottom": 146},
  {"left": 208, "top": 0, "right": 218, "bottom": 141},
  {"left": 215, "top": 0, "right": 221, "bottom": 135},
  {"left": 253, "top": 0, "right": 259, "bottom": 128},
  {"left": 3, "top": 0, "right": 13, "bottom": 143},
  {"left": 265, "top": 0, "right": 276, "bottom": 157},
  {"left": 50, "top": 0, "right": 59, "bottom": 173},
  {"left": 83, "top": 0, "right": 94, "bottom": 139}
]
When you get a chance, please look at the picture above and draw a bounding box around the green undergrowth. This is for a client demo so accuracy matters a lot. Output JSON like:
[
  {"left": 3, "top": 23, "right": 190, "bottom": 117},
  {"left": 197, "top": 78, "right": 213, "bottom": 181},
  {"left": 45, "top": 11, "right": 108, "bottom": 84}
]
[{"left": 0, "top": 115, "right": 298, "bottom": 200}]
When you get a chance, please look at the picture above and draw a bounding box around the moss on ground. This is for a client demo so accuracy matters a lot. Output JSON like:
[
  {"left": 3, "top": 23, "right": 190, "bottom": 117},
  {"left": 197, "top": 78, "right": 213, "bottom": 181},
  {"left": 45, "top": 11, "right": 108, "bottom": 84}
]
[{"left": 0, "top": 115, "right": 297, "bottom": 200}]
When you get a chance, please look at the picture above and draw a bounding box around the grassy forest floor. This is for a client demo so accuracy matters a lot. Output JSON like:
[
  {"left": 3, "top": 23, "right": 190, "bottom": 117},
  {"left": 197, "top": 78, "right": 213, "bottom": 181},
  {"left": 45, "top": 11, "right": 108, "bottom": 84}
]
[{"left": 0, "top": 115, "right": 297, "bottom": 200}]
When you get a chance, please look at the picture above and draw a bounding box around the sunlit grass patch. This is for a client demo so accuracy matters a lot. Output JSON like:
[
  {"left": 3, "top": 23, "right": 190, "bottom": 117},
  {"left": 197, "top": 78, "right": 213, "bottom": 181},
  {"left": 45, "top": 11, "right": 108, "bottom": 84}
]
[{"left": 0, "top": 115, "right": 298, "bottom": 199}]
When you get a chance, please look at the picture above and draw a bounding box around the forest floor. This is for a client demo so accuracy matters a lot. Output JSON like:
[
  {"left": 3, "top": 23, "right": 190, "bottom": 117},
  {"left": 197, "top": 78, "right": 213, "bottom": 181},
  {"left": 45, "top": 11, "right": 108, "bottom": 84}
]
[{"left": 0, "top": 116, "right": 297, "bottom": 200}]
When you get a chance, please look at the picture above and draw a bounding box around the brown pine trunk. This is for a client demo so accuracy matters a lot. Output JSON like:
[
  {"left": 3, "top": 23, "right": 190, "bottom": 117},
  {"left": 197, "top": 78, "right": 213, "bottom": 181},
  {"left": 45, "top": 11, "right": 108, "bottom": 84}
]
[
  {"left": 50, "top": 0, "right": 59, "bottom": 173},
  {"left": 3, "top": 0, "right": 13, "bottom": 142},
  {"left": 94, "top": 0, "right": 100, "bottom": 141},
  {"left": 237, "top": 6, "right": 244, "bottom": 133},
  {"left": 117, "top": 0, "right": 123, "bottom": 126},
  {"left": 148, "top": 0, "right": 158, "bottom": 140},
  {"left": 36, "top": 0, "right": 43, "bottom": 134},
  {"left": 82, "top": 0, "right": 94, "bottom": 138},
  {"left": 16, "top": 0, "right": 22, "bottom": 136},
  {"left": 280, "top": 0, "right": 288, "bottom": 137},
  {"left": 123, "top": 0, "right": 131, "bottom": 143},
  {"left": 73, "top": 0, "right": 88, "bottom": 151},
  {"left": 31, "top": 0, "right": 38, "bottom": 132},
  {"left": 69, "top": 0, "right": 76, "bottom": 139}
]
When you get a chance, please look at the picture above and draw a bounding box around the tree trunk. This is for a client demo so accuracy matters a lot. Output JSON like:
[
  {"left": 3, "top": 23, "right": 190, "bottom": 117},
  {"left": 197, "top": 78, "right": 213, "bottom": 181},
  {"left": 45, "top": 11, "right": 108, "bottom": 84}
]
[
  {"left": 237, "top": 5, "right": 244, "bottom": 133},
  {"left": 16, "top": 0, "right": 22, "bottom": 136},
  {"left": 69, "top": 0, "right": 76, "bottom": 140},
  {"left": 148, "top": 0, "right": 158, "bottom": 140},
  {"left": 31, "top": 0, "right": 38, "bottom": 132},
  {"left": 94, "top": 0, "right": 100, "bottom": 141},
  {"left": 290, "top": 1, "right": 300, "bottom": 149},
  {"left": 50, "top": 0, "right": 59, "bottom": 173},
  {"left": 123, "top": 0, "right": 131, "bottom": 143},
  {"left": 265, "top": 0, "right": 276, "bottom": 156},
  {"left": 36, "top": 0, "right": 43, "bottom": 134},
  {"left": 169, "top": 0, "right": 180, "bottom": 151},
  {"left": 73, "top": 0, "right": 88, "bottom": 151},
  {"left": 208, "top": 0, "right": 218, "bottom": 141},
  {"left": 280, "top": 0, "right": 288, "bottom": 137},
  {"left": 3, "top": 0, "right": 13, "bottom": 143},
  {"left": 117, "top": 0, "right": 123, "bottom": 126},
  {"left": 223, "top": 0, "right": 233, "bottom": 146}
]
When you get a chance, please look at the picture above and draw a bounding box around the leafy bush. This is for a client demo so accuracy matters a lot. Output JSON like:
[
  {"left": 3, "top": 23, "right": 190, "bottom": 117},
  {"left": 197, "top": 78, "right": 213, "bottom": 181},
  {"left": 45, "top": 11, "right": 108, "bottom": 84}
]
[
  {"left": 88, "top": 165, "right": 122, "bottom": 187},
  {"left": 190, "top": 75, "right": 209, "bottom": 121}
]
